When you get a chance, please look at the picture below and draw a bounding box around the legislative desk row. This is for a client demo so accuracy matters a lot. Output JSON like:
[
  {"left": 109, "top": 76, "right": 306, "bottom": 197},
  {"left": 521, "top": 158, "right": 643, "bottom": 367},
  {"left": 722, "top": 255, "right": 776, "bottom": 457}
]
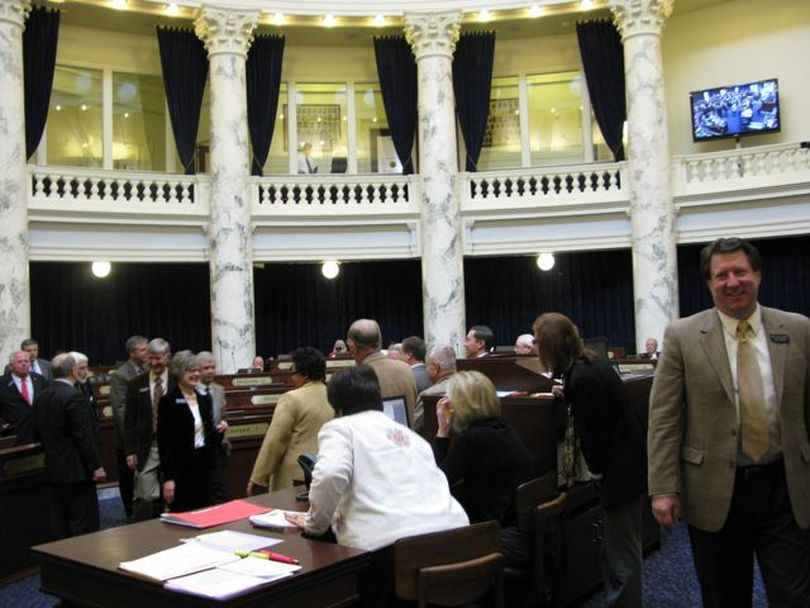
[{"left": 3, "top": 355, "right": 657, "bottom": 606}]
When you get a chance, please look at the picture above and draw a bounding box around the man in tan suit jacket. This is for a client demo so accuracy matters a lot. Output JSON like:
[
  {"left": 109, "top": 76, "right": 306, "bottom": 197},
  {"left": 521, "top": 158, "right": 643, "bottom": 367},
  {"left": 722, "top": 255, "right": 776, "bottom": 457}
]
[
  {"left": 347, "top": 319, "right": 418, "bottom": 428},
  {"left": 649, "top": 237, "right": 810, "bottom": 607},
  {"left": 247, "top": 347, "right": 333, "bottom": 493}
]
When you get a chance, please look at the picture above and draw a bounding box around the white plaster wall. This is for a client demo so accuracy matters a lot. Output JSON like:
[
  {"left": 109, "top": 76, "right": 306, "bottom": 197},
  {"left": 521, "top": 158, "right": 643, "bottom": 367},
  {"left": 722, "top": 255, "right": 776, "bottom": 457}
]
[{"left": 663, "top": 0, "right": 810, "bottom": 154}]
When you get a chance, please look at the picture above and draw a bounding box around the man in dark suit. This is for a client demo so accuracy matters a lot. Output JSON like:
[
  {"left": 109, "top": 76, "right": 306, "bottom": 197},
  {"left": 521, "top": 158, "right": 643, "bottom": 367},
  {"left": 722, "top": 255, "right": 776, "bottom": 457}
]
[
  {"left": 649, "top": 237, "right": 810, "bottom": 606},
  {"left": 464, "top": 325, "right": 495, "bottom": 358},
  {"left": 32, "top": 353, "right": 105, "bottom": 539},
  {"left": 0, "top": 350, "right": 48, "bottom": 443},
  {"left": 21, "top": 338, "right": 52, "bottom": 383},
  {"left": 124, "top": 338, "right": 172, "bottom": 522},
  {"left": 401, "top": 336, "right": 433, "bottom": 395},
  {"left": 109, "top": 335, "right": 147, "bottom": 521}
]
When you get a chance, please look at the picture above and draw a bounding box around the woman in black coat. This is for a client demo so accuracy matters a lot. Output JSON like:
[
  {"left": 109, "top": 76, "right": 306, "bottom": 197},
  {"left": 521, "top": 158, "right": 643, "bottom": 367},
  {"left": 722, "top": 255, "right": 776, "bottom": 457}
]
[
  {"left": 157, "top": 350, "right": 227, "bottom": 512},
  {"left": 533, "top": 312, "right": 647, "bottom": 608}
]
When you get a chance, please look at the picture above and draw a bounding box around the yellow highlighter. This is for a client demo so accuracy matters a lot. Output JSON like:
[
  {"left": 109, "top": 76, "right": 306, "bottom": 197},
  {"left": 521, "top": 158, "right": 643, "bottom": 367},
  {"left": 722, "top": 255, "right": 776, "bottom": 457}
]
[{"left": 234, "top": 550, "right": 269, "bottom": 560}]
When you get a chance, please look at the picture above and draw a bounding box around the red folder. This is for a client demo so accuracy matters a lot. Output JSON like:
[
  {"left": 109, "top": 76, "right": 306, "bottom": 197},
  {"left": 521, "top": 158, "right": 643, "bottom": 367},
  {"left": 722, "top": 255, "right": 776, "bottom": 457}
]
[{"left": 160, "top": 500, "right": 270, "bottom": 529}]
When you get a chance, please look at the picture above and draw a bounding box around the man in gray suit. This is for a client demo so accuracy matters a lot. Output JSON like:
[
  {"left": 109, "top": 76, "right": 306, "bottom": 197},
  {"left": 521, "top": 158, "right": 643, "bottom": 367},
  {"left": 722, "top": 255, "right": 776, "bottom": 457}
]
[
  {"left": 413, "top": 345, "right": 456, "bottom": 431},
  {"left": 198, "top": 351, "right": 230, "bottom": 504},
  {"left": 401, "top": 336, "right": 433, "bottom": 395},
  {"left": 109, "top": 336, "right": 147, "bottom": 521},
  {"left": 649, "top": 237, "right": 810, "bottom": 607}
]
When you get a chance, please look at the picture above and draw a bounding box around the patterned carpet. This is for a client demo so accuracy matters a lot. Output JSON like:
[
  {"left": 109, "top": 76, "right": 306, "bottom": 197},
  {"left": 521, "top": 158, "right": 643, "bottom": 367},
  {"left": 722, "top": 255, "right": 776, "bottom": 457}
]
[{"left": 0, "top": 490, "right": 767, "bottom": 608}]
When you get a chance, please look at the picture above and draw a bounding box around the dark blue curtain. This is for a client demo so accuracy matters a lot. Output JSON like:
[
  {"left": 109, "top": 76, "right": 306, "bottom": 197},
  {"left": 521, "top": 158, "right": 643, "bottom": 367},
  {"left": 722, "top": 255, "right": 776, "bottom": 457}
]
[
  {"left": 373, "top": 36, "right": 417, "bottom": 174},
  {"left": 254, "top": 261, "right": 424, "bottom": 357},
  {"left": 465, "top": 250, "right": 636, "bottom": 353},
  {"left": 23, "top": 7, "right": 60, "bottom": 160},
  {"left": 576, "top": 20, "right": 626, "bottom": 161},
  {"left": 247, "top": 34, "right": 284, "bottom": 176},
  {"left": 677, "top": 235, "right": 810, "bottom": 317},
  {"left": 30, "top": 262, "right": 211, "bottom": 365},
  {"left": 453, "top": 32, "right": 495, "bottom": 172},
  {"left": 156, "top": 27, "right": 208, "bottom": 175}
]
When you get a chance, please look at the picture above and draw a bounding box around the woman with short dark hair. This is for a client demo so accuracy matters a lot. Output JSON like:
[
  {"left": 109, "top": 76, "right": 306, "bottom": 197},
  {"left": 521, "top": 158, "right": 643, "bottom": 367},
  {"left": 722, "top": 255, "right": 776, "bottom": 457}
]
[
  {"left": 285, "top": 364, "right": 468, "bottom": 551},
  {"left": 247, "top": 347, "right": 333, "bottom": 494}
]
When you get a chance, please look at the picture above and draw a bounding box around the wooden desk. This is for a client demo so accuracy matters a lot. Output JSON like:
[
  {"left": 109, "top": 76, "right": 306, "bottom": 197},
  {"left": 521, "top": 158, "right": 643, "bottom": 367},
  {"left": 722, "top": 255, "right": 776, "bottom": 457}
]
[{"left": 33, "top": 490, "right": 369, "bottom": 608}]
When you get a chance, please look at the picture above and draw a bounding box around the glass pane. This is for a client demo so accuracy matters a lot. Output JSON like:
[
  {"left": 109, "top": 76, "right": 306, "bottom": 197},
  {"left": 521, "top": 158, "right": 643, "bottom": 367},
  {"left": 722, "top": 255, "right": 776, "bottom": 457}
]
[
  {"left": 476, "top": 76, "right": 521, "bottom": 171},
  {"left": 355, "top": 84, "right": 396, "bottom": 174},
  {"left": 294, "top": 83, "right": 347, "bottom": 175},
  {"left": 528, "top": 71, "right": 584, "bottom": 165},
  {"left": 113, "top": 72, "right": 166, "bottom": 171},
  {"left": 262, "top": 84, "right": 288, "bottom": 175},
  {"left": 47, "top": 66, "right": 103, "bottom": 167},
  {"left": 592, "top": 114, "right": 614, "bottom": 161}
]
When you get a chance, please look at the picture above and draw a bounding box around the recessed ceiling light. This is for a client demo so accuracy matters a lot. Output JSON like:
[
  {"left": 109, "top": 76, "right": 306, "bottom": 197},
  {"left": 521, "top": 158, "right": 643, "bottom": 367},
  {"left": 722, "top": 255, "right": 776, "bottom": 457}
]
[
  {"left": 81, "top": 104, "right": 88, "bottom": 111},
  {"left": 580, "top": 0, "right": 595, "bottom": 10},
  {"left": 111, "top": 0, "right": 127, "bottom": 10},
  {"left": 528, "top": 5, "right": 544, "bottom": 17},
  {"left": 323, "top": 14, "right": 337, "bottom": 27},
  {"left": 272, "top": 13, "right": 285, "bottom": 26},
  {"left": 165, "top": 3, "right": 179, "bottom": 16},
  {"left": 478, "top": 9, "right": 492, "bottom": 22},
  {"left": 373, "top": 15, "right": 386, "bottom": 27},
  {"left": 55, "top": 104, "right": 62, "bottom": 111}
]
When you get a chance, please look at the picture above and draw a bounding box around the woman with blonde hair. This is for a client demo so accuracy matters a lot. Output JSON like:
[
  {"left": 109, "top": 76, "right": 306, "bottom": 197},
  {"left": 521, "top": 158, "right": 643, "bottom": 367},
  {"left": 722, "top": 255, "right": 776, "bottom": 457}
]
[
  {"left": 533, "top": 312, "right": 646, "bottom": 607},
  {"left": 433, "top": 370, "right": 534, "bottom": 566}
]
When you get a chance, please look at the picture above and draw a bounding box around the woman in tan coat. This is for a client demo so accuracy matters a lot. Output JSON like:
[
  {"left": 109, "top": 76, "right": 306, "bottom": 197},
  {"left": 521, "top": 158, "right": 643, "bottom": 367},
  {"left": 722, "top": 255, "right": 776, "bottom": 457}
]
[{"left": 246, "top": 347, "right": 333, "bottom": 493}]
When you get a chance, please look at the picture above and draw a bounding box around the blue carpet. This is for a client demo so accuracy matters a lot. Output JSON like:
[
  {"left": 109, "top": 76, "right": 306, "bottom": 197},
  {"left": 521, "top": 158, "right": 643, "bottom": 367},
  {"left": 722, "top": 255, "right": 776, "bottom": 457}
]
[{"left": 0, "top": 491, "right": 770, "bottom": 607}]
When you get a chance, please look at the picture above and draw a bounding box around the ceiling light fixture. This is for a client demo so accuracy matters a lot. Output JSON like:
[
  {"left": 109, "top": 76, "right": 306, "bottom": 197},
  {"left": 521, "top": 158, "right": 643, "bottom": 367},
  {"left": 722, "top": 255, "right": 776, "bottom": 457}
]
[
  {"left": 323, "top": 14, "right": 337, "bottom": 27},
  {"left": 536, "top": 253, "right": 555, "bottom": 271},
  {"left": 111, "top": 0, "right": 127, "bottom": 10},
  {"left": 165, "top": 3, "right": 179, "bottom": 16},
  {"left": 478, "top": 9, "right": 492, "bottom": 22},
  {"left": 373, "top": 15, "right": 386, "bottom": 27},
  {"left": 580, "top": 0, "right": 595, "bottom": 10},
  {"left": 528, "top": 5, "right": 544, "bottom": 17},
  {"left": 272, "top": 13, "right": 285, "bottom": 26}
]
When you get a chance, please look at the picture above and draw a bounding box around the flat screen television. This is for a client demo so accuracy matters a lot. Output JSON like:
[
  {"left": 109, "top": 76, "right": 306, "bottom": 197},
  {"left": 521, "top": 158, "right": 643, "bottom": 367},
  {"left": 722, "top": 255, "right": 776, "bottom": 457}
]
[{"left": 690, "top": 78, "right": 780, "bottom": 142}]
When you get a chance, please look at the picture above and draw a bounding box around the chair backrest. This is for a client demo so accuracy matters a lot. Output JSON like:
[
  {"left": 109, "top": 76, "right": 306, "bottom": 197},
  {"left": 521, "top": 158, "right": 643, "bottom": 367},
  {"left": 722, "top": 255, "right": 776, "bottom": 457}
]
[
  {"left": 515, "top": 470, "right": 559, "bottom": 532},
  {"left": 394, "top": 521, "right": 504, "bottom": 607}
]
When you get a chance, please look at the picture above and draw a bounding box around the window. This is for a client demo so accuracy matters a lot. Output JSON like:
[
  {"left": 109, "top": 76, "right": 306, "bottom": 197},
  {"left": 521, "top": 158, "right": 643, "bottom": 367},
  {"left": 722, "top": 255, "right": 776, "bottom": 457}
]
[
  {"left": 476, "top": 76, "right": 521, "bottom": 171},
  {"left": 294, "top": 83, "right": 347, "bottom": 175},
  {"left": 47, "top": 66, "right": 103, "bottom": 167},
  {"left": 113, "top": 72, "right": 166, "bottom": 171},
  {"left": 355, "top": 84, "right": 396, "bottom": 174},
  {"left": 527, "top": 72, "right": 584, "bottom": 165}
]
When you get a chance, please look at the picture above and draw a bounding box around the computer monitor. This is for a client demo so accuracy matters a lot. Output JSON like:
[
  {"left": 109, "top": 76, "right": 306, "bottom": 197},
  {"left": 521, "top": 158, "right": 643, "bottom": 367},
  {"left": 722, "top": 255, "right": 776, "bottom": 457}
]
[{"left": 382, "top": 395, "right": 410, "bottom": 427}]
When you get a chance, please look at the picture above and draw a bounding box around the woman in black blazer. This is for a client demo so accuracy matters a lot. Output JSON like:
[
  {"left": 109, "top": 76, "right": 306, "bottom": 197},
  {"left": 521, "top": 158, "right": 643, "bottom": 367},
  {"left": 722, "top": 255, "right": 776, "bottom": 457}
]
[{"left": 157, "top": 351, "right": 227, "bottom": 512}]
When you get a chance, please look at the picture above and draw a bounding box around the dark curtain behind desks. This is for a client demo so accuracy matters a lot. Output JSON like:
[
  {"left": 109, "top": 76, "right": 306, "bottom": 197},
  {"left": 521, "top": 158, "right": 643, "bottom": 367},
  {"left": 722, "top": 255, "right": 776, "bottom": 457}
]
[
  {"left": 576, "top": 20, "right": 626, "bottom": 161},
  {"left": 157, "top": 27, "right": 208, "bottom": 175},
  {"left": 30, "top": 262, "right": 211, "bottom": 365},
  {"left": 677, "top": 235, "right": 810, "bottom": 318},
  {"left": 23, "top": 6, "right": 60, "bottom": 160},
  {"left": 373, "top": 36, "right": 417, "bottom": 174},
  {"left": 247, "top": 34, "right": 285, "bottom": 176},
  {"left": 464, "top": 250, "right": 635, "bottom": 353},
  {"left": 453, "top": 32, "right": 495, "bottom": 172},
  {"left": 254, "top": 260, "right": 423, "bottom": 357}
]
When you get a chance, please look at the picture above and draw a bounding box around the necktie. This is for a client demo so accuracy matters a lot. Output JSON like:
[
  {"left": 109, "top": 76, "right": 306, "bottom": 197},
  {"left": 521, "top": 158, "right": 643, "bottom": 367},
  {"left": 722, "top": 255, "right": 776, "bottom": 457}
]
[
  {"left": 736, "top": 321, "right": 769, "bottom": 461},
  {"left": 20, "top": 378, "right": 31, "bottom": 405},
  {"left": 152, "top": 376, "right": 164, "bottom": 433}
]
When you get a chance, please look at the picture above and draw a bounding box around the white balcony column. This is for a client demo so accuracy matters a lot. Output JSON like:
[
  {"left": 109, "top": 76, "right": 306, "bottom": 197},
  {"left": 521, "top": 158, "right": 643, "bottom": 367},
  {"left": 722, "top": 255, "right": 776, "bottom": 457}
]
[
  {"left": 0, "top": 0, "right": 31, "bottom": 362},
  {"left": 609, "top": 0, "right": 678, "bottom": 351},
  {"left": 195, "top": 7, "right": 258, "bottom": 373},
  {"left": 404, "top": 11, "right": 465, "bottom": 354}
]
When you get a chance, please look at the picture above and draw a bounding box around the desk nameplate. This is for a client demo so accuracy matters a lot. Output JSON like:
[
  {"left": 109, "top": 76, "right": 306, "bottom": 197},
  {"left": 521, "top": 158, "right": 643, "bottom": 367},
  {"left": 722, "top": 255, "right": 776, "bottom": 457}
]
[
  {"left": 227, "top": 422, "right": 269, "bottom": 439},
  {"left": 232, "top": 376, "right": 275, "bottom": 387}
]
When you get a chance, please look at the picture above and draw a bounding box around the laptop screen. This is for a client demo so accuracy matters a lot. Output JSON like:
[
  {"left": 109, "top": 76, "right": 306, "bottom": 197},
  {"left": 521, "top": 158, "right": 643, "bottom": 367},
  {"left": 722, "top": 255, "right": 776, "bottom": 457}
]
[{"left": 382, "top": 395, "right": 410, "bottom": 427}]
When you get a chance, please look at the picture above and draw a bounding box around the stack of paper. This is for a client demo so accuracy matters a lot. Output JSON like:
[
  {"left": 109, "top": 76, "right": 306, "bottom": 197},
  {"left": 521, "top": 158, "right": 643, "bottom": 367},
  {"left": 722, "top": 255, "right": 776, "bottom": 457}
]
[
  {"left": 249, "top": 509, "right": 306, "bottom": 532},
  {"left": 164, "top": 557, "right": 301, "bottom": 601},
  {"left": 118, "top": 541, "right": 240, "bottom": 582}
]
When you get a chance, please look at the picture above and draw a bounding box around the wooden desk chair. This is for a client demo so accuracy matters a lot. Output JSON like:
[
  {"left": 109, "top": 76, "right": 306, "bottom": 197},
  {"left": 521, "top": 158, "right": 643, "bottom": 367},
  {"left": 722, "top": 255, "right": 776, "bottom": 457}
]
[
  {"left": 506, "top": 471, "right": 567, "bottom": 607},
  {"left": 394, "top": 520, "right": 504, "bottom": 608}
]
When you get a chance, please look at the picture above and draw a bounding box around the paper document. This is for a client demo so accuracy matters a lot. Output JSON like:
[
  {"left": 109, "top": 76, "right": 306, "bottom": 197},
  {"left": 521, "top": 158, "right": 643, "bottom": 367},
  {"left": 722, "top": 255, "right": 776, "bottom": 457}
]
[
  {"left": 118, "top": 541, "right": 239, "bottom": 582},
  {"left": 164, "top": 568, "right": 271, "bottom": 600},
  {"left": 220, "top": 555, "right": 302, "bottom": 578},
  {"left": 193, "top": 530, "right": 282, "bottom": 552},
  {"left": 249, "top": 509, "right": 306, "bottom": 532}
]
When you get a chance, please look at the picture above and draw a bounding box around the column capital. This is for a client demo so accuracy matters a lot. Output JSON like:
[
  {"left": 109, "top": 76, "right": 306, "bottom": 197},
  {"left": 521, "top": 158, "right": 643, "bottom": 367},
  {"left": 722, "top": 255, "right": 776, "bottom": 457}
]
[
  {"left": 404, "top": 11, "right": 461, "bottom": 61},
  {"left": 194, "top": 7, "right": 258, "bottom": 57},
  {"left": 0, "top": 0, "right": 30, "bottom": 29},
  {"left": 607, "top": 0, "right": 673, "bottom": 39}
]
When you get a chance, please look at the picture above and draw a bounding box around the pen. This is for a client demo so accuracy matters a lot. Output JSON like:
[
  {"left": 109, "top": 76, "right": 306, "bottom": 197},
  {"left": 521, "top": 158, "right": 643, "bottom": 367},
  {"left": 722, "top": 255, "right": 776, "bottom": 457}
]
[
  {"left": 259, "top": 550, "right": 300, "bottom": 564},
  {"left": 235, "top": 550, "right": 269, "bottom": 560}
]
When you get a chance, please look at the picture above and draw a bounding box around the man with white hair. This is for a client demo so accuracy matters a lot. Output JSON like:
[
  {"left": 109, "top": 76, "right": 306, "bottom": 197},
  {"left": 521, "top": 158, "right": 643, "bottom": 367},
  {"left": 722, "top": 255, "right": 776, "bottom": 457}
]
[
  {"left": 514, "top": 334, "right": 535, "bottom": 355},
  {"left": 413, "top": 345, "right": 457, "bottom": 431},
  {"left": 71, "top": 351, "right": 100, "bottom": 438}
]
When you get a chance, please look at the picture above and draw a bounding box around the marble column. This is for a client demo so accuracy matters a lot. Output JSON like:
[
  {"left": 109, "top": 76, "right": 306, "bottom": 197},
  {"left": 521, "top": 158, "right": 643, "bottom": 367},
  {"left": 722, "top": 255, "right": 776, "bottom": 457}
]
[
  {"left": 0, "top": 0, "right": 30, "bottom": 362},
  {"left": 609, "top": 0, "right": 678, "bottom": 351},
  {"left": 404, "top": 12, "right": 466, "bottom": 354},
  {"left": 195, "top": 8, "right": 258, "bottom": 373}
]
